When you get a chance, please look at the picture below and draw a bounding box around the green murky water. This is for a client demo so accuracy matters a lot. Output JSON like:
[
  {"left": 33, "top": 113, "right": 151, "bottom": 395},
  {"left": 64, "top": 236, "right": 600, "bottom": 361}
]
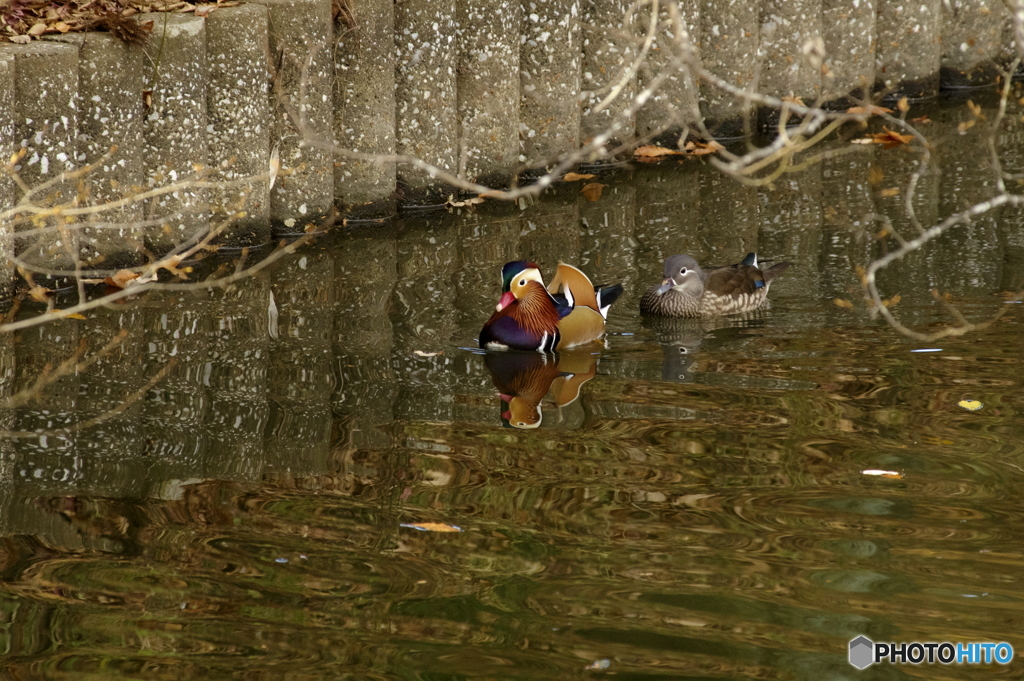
[{"left": 1, "top": 99, "right": 1024, "bottom": 680}]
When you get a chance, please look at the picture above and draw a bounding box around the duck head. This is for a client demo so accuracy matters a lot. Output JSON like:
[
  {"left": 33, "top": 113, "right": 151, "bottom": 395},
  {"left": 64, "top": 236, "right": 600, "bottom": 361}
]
[
  {"left": 655, "top": 254, "right": 704, "bottom": 296},
  {"left": 496, "top": 260, "right": 543, "bottom": 311}
]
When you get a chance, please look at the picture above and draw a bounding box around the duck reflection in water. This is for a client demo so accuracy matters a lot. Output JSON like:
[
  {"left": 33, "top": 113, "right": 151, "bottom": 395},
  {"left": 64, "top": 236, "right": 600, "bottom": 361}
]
[
  {"left": 644, "top": 313, "right": 769, "bottom": 383},
  {"left": 484, "top": 350, "right": 599, "bottom": 429}
]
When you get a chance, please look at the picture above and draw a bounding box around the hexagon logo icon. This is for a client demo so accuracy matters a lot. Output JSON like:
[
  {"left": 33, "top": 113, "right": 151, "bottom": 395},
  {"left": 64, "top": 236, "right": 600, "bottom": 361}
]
[{"left": 849, "top": 636, "right": 874, "bottom": 669}]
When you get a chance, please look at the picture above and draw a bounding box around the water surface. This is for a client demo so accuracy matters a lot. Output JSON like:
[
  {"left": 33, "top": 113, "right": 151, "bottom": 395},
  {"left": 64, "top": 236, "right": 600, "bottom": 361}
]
[{"left": 1, "top": 97, "right": 1023, "bottom": 680}]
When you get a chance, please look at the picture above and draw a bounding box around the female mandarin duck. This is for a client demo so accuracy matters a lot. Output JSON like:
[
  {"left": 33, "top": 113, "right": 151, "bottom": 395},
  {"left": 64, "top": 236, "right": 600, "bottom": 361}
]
[
  {"left": 640, "top": 252, "right": 790, "bottom": 317},
  {"left": 479, "top": 261, "right": 623, "bottom": 352}
]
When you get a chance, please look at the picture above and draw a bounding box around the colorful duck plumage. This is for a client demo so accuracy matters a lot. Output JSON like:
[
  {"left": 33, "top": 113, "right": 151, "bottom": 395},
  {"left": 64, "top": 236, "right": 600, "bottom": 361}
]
[
  {"left": 639, "top": 252, "right": 790, "bottom": 318},
  {"left": 485, "top": 350, "right": 599, "bottom": 429},
  {"left": 479, "top": 261, "right": 623, "bottom": 352}
]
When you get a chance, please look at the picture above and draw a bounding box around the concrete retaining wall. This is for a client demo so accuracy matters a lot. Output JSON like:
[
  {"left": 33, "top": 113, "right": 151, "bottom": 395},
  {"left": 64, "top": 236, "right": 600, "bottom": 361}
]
[{"left": 0, "top": 0, "right": 1016, "bottom": 282}]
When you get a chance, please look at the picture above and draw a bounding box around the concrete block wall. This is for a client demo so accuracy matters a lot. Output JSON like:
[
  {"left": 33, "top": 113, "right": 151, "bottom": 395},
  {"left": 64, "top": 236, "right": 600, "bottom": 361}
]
[{"left": 0, "top": 0, "right": 1017, "bottom": 281}]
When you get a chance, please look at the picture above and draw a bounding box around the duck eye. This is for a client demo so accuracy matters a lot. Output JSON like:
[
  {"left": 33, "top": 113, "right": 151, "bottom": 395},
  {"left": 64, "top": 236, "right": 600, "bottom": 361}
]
[
  {"left": 519, "top": 278, "right": 526, "bottom": 286},
  {"left": 679, "top": 267, "right": 688, "bottom": 275}
]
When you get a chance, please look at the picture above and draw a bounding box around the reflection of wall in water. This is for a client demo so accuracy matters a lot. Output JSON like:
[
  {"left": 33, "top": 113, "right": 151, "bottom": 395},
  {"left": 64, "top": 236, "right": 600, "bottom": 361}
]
[
  {"left": 265, "top": 248, "right": 335, "bottom": 476},
  {"left": 818, "top": 145, "right": 877, "bottom": 302},
  {"left": 333, "top": 229, "right": 398, "bottom": 452},
  {"left": 392, "top": 218, "right": 459, "bottom": 423},
  {"left": 205, "top": 273, "right": 271, "bottom": 479},
  {"left": 633, "top": 164, "right": 702, "bottom": 292},
  {"left": 580, "top": 182, "right": 638, "bottom": 322},
  {"left": 141, "top": 290, "right": 209, "bottom": 474}
]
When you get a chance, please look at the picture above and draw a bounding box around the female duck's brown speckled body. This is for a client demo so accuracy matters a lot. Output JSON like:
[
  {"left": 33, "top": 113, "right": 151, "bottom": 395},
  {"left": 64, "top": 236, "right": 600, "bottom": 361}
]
[{"left": 639, "top": 253, "right": 790, "bottom": 318}]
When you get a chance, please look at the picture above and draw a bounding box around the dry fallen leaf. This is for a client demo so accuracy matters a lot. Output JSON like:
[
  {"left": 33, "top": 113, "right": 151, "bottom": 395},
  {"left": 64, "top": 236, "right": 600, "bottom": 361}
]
[
  {"left": 847, "top": 105, "right": 894, "bottom": 116},
  {"left": 685, "top": 139, "right": 725, "bottom": 156},
  {"left": 27, "top": 22, "right": 47, "bottom": 35},
  {"left": 104, "top": 269, "right": 141, "bottom": 289},
  {"left": 8, "top": 35, "right": 32, "bottom": 44},
  {"left": 400, "top": 522, "right": 463, "bottom": 533},
  {"left": 581, "top": 182, "right": 606, "bottom": 202},
  {"left": 855, "top": 127, "right": 914, "bottom": 149},
  {"left": 634, "top": 144, "right": 685, "bottom": 158},
  {"left": 562, "top": 172, "right": 595, "bottom": 181},
  {"left": 445, "top": 195, "right": 485, "bottom": 208},
  {"left": 833, "top": 298, "right": 854, "bottom": 309},
  {"left": 28, "top": 286, "right": 53, "bottom": 303},
  {"left": 882, "top": 293, "right": 901, "bottom": 308}
]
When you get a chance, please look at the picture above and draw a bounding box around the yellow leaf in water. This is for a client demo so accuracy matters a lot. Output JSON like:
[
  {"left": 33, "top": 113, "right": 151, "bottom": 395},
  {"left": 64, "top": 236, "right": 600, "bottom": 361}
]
[
  {"left": 847, "top": 105, "right": 894, "bottom": 115},
  {"left": 958, "top": 400, "right": 983, "bottom": 411},
  {"left": 634, "top": 145, "right": 684, "bottom": 158},
  {"left": 400, "top": 522, "right": 462, "bottom": 533},
  {"left": 966, "top": 99, "right": 984, "bottom": 118},
  {"left": 897, "top": 97, "right": 910, "bottom": 113},
  {"left": 879, "top": 187, "right": 900, "bottom": 197},
  {"left": 581, "top": 182, "right": 606, "bottom": 202},
  {"left": 882, "top": 293, "right": 901, "bottom": 307},
  {"left": 562, "top": 172, "right": 595, "bottom": 181},
  {"left": 867, "top": 166, "right": 884, "bottom": 185},
  {"left": 958, "top": 120, "right": 976, "bottom": 133},
  {"left": 833, "top": 298, "right": 854, "bottom": 309}
]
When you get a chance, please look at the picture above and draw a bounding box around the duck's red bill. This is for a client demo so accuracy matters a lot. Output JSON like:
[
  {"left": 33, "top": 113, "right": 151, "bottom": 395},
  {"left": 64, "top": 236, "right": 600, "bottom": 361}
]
[{"left": 496, "top": 291, "right": 515, "bottom": 311}]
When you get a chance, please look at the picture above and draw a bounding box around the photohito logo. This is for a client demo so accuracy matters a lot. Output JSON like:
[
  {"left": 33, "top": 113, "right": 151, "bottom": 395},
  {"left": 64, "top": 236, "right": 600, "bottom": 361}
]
[{"left": 848, "top": 636, "right": 1014, "bottom": 669}]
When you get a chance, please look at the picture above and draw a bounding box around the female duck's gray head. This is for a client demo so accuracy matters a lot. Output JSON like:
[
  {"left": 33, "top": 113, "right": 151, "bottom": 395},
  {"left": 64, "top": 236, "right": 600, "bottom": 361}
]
[{"left": 656, "top": 254, "right": 704, "bottom": 295}]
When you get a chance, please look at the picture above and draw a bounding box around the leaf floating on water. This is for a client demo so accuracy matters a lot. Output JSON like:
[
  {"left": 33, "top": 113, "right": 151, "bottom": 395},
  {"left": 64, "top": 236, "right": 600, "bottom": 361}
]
[
  {"left": 882, "top": 293, "right": 901, "bottom": 308},
  {"left": 847, "top": 105, "right": 894, "bottom": 116},
  {"left": 400, "top": 522, "right": 463, "bottom": 533},
  {"left": 853, "top": 127, "right": 913, "bottom": 149},
  {"left": 862, "top": 469, "right": 904, "bottom": 479},
  {"left": 581, "top": 182, "right": 606, "bottom": 202},
  {"left": 879, "top": 187, "right": 900, "bottom": 197},
  {"left": 634, "top": 145, "right": 685, "bottom": 158},
  {"left": 103, "top": 269, "right": 141, "bottom": 289},
  {"left": 446, "top": 195, "right": 486, "bottom": 208},
  {"left": 958, "top": 400, "right": 983, "bottom": 411},
  {"left": 562, "top": 172, "right": 595, "bottom": 182},
  {"left": 897, "top": 97, "right": 910, "bottom": 113},
  {"left": 53, "top": 310, "right": 87, "bottom": 320},
  {"left": 584, "top": 660, "right": 611, "bottom": 670},
  {"left": 413, "top": 350, "right": 443, "bottom": 357},
  {"left": 833, "top": 298, "right": 854, "bottom": 309},
  {"left": 685, "top": 140, "right": 725, "bottom": 156}
]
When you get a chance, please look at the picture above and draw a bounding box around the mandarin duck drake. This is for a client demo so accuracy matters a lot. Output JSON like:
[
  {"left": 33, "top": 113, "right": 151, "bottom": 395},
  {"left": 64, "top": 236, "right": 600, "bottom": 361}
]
[
  {"left": 639, "top": 252, "right": 791, "bottom": 318},
  {"left": 479, "top": 261, "right": 623, "bottom": 352}
]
